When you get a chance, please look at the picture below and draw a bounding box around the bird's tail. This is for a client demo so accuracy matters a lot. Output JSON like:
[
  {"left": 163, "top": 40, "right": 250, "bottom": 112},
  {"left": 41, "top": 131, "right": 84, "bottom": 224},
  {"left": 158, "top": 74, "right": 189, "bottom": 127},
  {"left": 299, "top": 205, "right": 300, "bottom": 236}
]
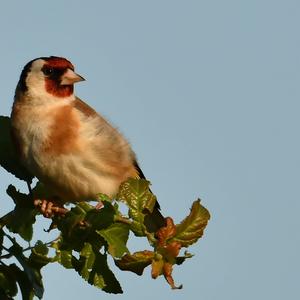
[{"left": 144, "top": 201, "right": 166, "bottom": 233}]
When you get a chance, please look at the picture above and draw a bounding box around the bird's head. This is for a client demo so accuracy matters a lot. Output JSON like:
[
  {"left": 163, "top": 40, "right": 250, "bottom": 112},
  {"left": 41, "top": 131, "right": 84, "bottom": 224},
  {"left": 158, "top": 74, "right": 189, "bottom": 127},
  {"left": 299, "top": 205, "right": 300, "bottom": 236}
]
[{"left": 16, "top": 56, "right": 85, "bottom": 100}]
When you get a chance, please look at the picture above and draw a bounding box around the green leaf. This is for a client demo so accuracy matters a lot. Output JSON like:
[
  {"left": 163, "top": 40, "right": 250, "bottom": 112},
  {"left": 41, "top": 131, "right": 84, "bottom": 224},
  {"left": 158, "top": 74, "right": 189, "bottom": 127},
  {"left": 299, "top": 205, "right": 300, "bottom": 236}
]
[
  {"left": 97, "top": 223, "right": 129, "bottom": 258},
  {"left": 0, "top": 288, "right": 14, "bottom": 300},
  {"left": 60, "top": 250, "right": 74, "bottom": 269},
  {"left": 10, "top": 244, "right": 44, "bottom": 299},
  {"left": 5, "top": 185, "right": 37, "bottom": 241},
  {"left": 97, "top": 193, "right": 112, "bottom": 202},
  {"left": 90, "top": 253, "right": 123, "bottom": 294},
  {"left": 58, "top": 204, "right": 88, "bottom": 236},
  {"left": 55, "top": 204, "right": 91, "bottom": 251},
  {"left": 73, "top": 242, "right": 96, "bottom": 280},
  {"left": 28, "top": 241, "right": 54, "bottom": 270},
  {"left": 32, "top": 240, "right": 48, "bottom": 256},
  {"left": 117, "top": 178, "right": 157, "bottom": 236},
  {"left": 171, "top": 199, "right": 210, "bottom": 247},
  {"left": 57, "top": 201, "right": 114, "bottom": 237},
  {"left": 52, "top": 239, "right": 74, "bottom": 269},
  {"left": 0, "top": 116, "right": 33, "bottom": 182},
  {"left": 84, "top": 202, "right": 115, "bottom": 230},
  {"left": 0, "top": 265, "right": 18, "bottom": 297},
  {"left": 73, "top": 243, "right": 123, "bottom": 294},
  {"left": 9, "top": 264, "right": 34, "bottom": 300},
  {"left": 115, "top": 251, "right": 155, "bottom": 275},
  {"left": 56, "top": 202, "right": 113, "bottom": 253}
]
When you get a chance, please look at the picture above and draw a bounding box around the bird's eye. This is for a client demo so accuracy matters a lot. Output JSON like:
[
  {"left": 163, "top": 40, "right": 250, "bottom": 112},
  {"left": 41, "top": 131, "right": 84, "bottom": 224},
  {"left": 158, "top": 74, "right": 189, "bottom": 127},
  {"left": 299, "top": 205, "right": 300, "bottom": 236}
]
[{"left": 42, "top": 67, "right": 54, "bottom": 76}]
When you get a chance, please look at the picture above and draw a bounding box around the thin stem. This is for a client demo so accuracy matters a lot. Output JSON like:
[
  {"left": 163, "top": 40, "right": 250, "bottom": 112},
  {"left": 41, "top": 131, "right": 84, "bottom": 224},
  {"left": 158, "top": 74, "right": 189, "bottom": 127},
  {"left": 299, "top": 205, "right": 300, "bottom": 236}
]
[
  {"left": 145, "top": 231, "right": 157, "bottom": 245},
  {"left": 27, "top": 181, "right": 33, "bottom": 197},
  {"left": 0, "top": 246, "right": 13, "bottom": 260},
  {"left": 3, "top": 231, "right": 16, "bottom": 245},
  {"left": 22, "top": 237, "right": 60, "bottom": 253},
  {"left": 0, "top": 253, "right": 13, "bottom": 260},
  {"left": 0, "top": 236, "right": 60, "bottom": 261},
  {"left": 114, "top": 215, "right": 132, "bottom": 225}
]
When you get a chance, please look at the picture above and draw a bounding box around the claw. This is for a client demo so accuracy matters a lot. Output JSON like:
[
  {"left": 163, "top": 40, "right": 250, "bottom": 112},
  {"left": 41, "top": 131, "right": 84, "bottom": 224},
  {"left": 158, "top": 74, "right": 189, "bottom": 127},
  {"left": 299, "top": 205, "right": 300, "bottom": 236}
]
[
  {"left": 95, "top": 201, "right": 104, "bottom": 210},
  {"left": 34, "top": 199, "right": 68, "bottom": 218}
]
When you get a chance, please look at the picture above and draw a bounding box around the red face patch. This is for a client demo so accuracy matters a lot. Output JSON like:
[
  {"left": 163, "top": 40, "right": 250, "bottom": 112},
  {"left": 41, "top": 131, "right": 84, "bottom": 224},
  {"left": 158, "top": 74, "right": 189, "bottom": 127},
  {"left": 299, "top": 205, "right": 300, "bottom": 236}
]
[
  {"left": 45, "top": 57, "right": 74, "bottom": 70},
  {"left": 43, "top": 57, "right": 75, "bottom": 98},
  {"left": 44, "top": 78, "right": 74, "bottom": 98}
]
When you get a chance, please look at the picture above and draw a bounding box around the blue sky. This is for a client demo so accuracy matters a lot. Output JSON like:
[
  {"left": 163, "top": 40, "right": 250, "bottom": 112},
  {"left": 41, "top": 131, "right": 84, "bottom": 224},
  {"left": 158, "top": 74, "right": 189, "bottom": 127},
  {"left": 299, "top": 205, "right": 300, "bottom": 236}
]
[{"left": 0, "top": 1, "right": 299, "bottom": 299}]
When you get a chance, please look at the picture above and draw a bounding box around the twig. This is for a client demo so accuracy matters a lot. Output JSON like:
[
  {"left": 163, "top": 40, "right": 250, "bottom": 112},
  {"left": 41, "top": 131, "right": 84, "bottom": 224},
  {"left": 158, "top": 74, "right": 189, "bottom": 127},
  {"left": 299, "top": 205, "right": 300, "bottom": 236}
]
[
  {"left": 0, "top": 234, "right": 60, "bottom": 260},
  {"left": 114, "top": 215, "right": 132, "bottom": 225},
  {"left": 0, "top": 246, "right": 13, "bottom": 260},
  {"left": 27, "top": 181, "right": 33, "bottom": 197},
  {"left": 145, "top": 231, "right": 157, "bottom": 245},
  {"left": 0, "top": 253, "right": 13, "bottom": 260},
  {"left": 3, "top": 231, "right": 16, "bottom": 245}
]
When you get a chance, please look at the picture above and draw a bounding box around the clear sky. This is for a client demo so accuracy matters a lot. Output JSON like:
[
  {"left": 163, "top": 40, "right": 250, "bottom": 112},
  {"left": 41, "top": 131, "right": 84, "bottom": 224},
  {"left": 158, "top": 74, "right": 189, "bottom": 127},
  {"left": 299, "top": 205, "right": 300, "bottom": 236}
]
[{"left": 0, "top": 1, "right": 299, "bottom": 299}]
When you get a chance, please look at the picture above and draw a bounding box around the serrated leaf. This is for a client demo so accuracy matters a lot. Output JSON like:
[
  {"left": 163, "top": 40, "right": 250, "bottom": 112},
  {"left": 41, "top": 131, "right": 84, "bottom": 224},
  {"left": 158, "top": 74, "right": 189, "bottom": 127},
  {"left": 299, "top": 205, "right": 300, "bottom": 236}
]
[
  {"left": 72, "top": 243, "right": 123, "bottom": 293},
  {"left": 56, "top": 202, "right": 114, "bottom": 253},
  {"left": 33, "top": 240, "right": 48, "bottom": 256},
  {"left": 73, "top": 242, "right": 96, "bottom": 280},
  {"left": 97, "top": 223, "right": 129, "bottom": 258},
  {"left": 92, "top": 272, "right": 105, "bottom": 289},
  {"left": 0, "top": 116, "right": 33, "bottom": 182},
  {"left": 115, "top": 251, "right": 155, "bottom": 275},
  {"left": 5, "top": 185, "right": 37, "bottom": 241},
  {"left": 0, "top": 288, "right": 13, "bottom": 300},
  {"left": 84, "top": 202, "right": 115, "bottom": 230},
  {"left": 172, "top": 199, "right": 210, "bottom": 247},
  {"left": 58, "top": 205, "right": 87, "bottom": 235},
  {"left": 55, "top": 205, "right": 90, "bottom": 252},
  {"left": 28, "top": 241, "right": 54, "bottom": 269},
  {"left": 117, "top": 179, "right": 157, "bottom": 236},
  {"left": 91, "top": 253, "right": 123, "bottom": 294},
  {"left": 9, "top": 264, "right": 35, "bottom": 300},
  {"left": 52, "top": 238, "right": 69, "bottom": 259},
  {"left": 10, "top": 244, "right": 44, "bottom": 299},
  {"left": 54, "top": 245, "right": 74, "bottom": 269},
  {"left": 0, "top": 265, "right": 18, "bottom": 297}
]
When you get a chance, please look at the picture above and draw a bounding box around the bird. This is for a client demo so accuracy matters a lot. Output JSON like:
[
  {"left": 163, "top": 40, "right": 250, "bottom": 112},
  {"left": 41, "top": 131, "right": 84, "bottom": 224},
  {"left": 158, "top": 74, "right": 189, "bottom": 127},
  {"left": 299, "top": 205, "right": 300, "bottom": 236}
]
[{"left": 10, "top": 56, "right": 165, "bottom": 231}]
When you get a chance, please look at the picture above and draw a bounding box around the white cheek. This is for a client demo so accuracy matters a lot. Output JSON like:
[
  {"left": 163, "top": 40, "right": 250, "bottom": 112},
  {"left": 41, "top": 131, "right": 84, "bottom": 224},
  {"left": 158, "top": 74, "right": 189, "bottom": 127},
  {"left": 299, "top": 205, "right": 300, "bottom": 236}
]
[
  {"left": 26, "top": 73, "right": 45, "bottom": 98},
  {"left": 26, "top": 59, "right": 45, "bottom": 96}
]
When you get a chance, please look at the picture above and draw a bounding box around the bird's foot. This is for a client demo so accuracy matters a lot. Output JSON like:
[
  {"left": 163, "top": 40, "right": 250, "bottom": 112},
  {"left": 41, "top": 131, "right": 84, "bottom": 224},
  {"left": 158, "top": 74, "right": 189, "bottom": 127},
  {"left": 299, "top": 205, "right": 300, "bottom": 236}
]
[
  {"left": 95, "top": 201, "right": 104, "bottom": 210},
  {"left": 34, "top": 199, "right": 68, "bottom": 218}
]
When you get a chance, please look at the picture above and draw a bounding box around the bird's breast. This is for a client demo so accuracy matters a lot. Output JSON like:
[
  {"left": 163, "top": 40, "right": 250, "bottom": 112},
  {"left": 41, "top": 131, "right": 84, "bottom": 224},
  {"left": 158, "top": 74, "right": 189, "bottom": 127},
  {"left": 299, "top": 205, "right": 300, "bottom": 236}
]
[
  {"left": 41, "top": 104, "right": 80, "bottom": 156},
  {"left": 11, "top": 102, "right": 81, "bottom": 169},
  {"left": 11, "top": 99, "right": 138, "bottom": 201}
]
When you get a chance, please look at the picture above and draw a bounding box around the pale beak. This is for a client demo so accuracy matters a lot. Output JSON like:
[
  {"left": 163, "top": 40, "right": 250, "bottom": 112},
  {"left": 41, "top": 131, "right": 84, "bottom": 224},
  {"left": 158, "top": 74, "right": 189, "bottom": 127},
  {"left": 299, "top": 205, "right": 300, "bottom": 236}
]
[{"left": 60, "top": 68, "right": 85, "bottom": 85}]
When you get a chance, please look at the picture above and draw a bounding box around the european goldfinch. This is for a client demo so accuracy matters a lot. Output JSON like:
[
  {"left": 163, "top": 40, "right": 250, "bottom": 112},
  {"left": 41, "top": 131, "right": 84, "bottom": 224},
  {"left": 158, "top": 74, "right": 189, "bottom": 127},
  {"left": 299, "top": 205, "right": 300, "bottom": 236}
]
[{"left": 11, "top": 56, "right": 164, "bottom": 231}]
